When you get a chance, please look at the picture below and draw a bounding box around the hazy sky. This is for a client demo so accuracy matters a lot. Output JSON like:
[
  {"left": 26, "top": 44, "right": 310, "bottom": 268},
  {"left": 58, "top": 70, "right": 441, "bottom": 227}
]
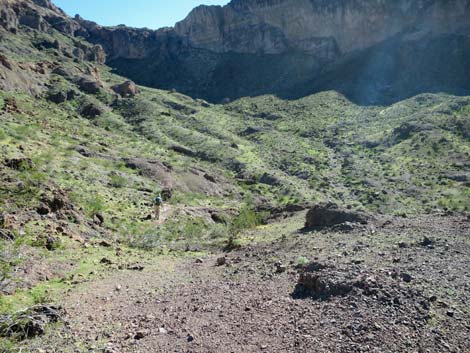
[{"left": 53, "top": 0, "right": 229, "bottom": 29}]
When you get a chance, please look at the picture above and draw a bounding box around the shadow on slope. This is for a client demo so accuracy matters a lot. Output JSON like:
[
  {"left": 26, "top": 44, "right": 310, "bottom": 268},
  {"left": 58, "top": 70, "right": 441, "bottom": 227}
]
[
  {"left": 294, "top": 33, "right": 470, "bottom": 106},
  {"left": 107, "top": 32, "right": 470, "bottom": 106}
]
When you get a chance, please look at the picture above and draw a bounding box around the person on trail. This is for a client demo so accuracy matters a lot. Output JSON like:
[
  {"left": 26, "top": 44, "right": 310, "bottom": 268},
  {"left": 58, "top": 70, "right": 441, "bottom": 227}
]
[{"left": 153, "top": 193, "right": 163, "bottom": 221}]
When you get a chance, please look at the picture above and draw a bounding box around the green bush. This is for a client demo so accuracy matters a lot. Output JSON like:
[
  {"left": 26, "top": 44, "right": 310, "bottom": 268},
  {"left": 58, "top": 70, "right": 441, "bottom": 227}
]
[
  {"left": 296, "top": 256, "right": 309, "bottom": 267},
  {"left": 230, "top": 203, "right": 266, "bottom": 236},
  {"left": 95, "top": 113, "right": 128, "bottom": 131},
  {"left": 85, "top": 195, "right": 105, "bottom": 216},
  {"left": 125, "top": 223, "right": 169, "bottom": 250},
  {"left": 9, "top": 124, "right": 38, "bottom": 141},
  {"left": 109, "top": 174, "right": 128, "bottom": 188}
]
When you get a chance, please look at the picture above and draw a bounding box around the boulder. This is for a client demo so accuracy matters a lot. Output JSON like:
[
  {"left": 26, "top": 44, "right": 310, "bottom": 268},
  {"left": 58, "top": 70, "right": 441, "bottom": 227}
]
[
  {"left": 0, "top": 305, "right": 61, "bottom": 339},
  {"left": 0, "top": 55, "right": 13, "bottom": 70},
  {"left": 112, "top": 80, "right": 139, "bottom": 97},
  {"left": 259, "top": 173, "right": 281, "bottom": 186},
  {"left": 80, "top": 102, "right": 104, "bottom": 118},
  {"left": 216, "top": 257, "right": 226, "bottom": 266},
  {"left": 47, "top": 90, "right": 67, "bottom": 103},
  {"left": 305, "top": 203, "right": 369, "bottom": 229},
  {"left": 51, "top": 66, "right": 79, "bottom": 79},
  {"left": 77, "top": 77, "right": 102, "bottom": 94},
  {"left": 4, "top": 158, "right": 35, "bottom": 170},
  {"left": 34, "top": 39, "right": 60, "bottom": 51},
  {"left": 161, "top": 187, "right": 173, "bottom": 201},
  {"left": 89, "top": 44, "right": 106, "bottom": 64},
  {"left": 123, "top": 158, "right": 172, "bottom": 181},
  {"left": 32, "top": 0, "right": 55, "bottom": 10},
  {"left": 170, "top": 145, "right": 196, "bottom": 157},
  {"left": 296, "top": 262, "right": 373, "bottom": 299}
]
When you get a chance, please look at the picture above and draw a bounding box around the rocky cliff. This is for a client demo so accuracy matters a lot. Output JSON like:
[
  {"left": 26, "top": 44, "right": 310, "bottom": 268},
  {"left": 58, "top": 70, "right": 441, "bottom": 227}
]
[
  {"left": 1, "top": 0, "right": 470, "bottom": 103},
  {"left": 175, "top": 0, "right": 470, "bottom": 57}
]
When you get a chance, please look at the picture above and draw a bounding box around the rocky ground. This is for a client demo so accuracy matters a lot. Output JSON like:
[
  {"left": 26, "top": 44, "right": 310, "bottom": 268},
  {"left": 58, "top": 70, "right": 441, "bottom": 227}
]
[{"left": 23, "top": 211, "right": 470, "bottom": 353}]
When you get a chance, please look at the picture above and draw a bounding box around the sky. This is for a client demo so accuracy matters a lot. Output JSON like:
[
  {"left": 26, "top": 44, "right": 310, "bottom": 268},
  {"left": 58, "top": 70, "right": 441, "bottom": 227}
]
[{"left": 52, "top": 0, "right": 229, "bottom": 29}]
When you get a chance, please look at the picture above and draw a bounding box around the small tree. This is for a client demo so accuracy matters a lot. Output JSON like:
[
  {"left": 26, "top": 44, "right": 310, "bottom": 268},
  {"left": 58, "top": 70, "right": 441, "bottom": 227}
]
[{"left": 225, "top": 202, "right": 266, "bottom": 250}]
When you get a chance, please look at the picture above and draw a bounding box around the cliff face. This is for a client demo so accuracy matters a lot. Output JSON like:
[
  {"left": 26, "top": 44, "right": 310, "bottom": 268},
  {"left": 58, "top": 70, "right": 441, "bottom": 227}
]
[
  {"left": 1, "top": 0, "right": 470, "bottom": 103},
  {"left": 94, "top": 0, "right": 470, "bottom": 103},
  {"left": 175, "top": 0, "right": 470, "bottom": 56}
]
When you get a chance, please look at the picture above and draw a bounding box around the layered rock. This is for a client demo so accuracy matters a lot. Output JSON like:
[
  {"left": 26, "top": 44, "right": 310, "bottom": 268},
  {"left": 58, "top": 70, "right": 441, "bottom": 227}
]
[{"left": 175, "top": 0, "right": 470, "bottom": 57}]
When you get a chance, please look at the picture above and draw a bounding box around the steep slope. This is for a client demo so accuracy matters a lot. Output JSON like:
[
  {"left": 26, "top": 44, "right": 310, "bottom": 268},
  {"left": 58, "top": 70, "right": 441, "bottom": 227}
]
[{"left": 0, "top": 1, "right": 469, "bottom": 351}]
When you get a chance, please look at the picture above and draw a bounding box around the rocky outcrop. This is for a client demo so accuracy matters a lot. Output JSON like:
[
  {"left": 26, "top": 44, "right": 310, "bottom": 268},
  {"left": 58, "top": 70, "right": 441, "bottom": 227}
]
[
  {"left": 72, "top": 0, "right": 470, "bottom": 103},
  {"left": 112, "top": 80, "right": 139, "bottom": 97},
  {"left": 0, "top": 0, "right": 75, "bottom": 33},
  {"left": 1, "top": 0, "right": 470, "bottom": 103},
  {"left": 175, "top": 0, "right": 470, "bottom": 57},
  {"left": 0, "top": 1, "right": 19, "bottom": 31},
  {"left": 304, "top": 203, "right": 370, "bottom": 229}
]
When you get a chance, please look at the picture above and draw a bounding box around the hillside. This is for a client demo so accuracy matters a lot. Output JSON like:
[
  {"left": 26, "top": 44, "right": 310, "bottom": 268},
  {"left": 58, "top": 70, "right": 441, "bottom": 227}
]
[{"left": 0, "top": 0, "right": 469, "bottom": 352}]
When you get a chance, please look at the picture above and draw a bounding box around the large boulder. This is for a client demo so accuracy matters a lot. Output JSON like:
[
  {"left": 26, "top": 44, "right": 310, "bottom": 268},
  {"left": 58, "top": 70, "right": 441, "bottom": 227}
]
[
  {"left": 80, "top": 102, "right": 104, "bottom": 118},
  {"left": 0, "top": 55, "right": 13, "bottom": 70},
  {"left": 305, "top": 203, "right": 369, "bottom": 229},
  {"left": 47, "top": 90, "right": 67, "bottom": 103},
  {"left": 112, "top": 80, "right": 139, "bottom": 97},
  {"left": 76, "top": 76, "right": 102, "bottom": 94}
]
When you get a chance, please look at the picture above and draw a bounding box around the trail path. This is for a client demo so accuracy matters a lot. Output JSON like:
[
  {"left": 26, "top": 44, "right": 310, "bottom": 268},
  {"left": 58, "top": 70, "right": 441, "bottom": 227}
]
[
  {"left": 155, "top": 205, "right": 176, "bottom": 225},
  {"left": 28, "top": 214, "right": 470, "bottom": 353}
]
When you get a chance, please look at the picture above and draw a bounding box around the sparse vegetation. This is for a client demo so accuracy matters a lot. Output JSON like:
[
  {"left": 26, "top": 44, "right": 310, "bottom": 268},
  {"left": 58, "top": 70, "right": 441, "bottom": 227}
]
[{"left": 0, "top": 1, "right": 469, "bottom": 352}]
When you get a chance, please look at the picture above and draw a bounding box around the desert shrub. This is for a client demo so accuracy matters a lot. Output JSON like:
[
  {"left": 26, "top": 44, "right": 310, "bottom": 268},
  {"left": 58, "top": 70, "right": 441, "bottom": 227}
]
[
  {"left": 108, "top": 174, "right": 127, "bottom": 188},
  {"left": 437, "top": 188, "right": 470, "bottom": 211},
  {"left": 9, "top": 125, "right": 38, "bottom": 141},
  {"left": 84, "top": 195, "right": 105, "bottom": 216},
  {"left": 94, "top": 113, "right": 128, "bottom": 131},
  {"left": 296, "top": 256, "right": 309, "bottom": 267},
  {"left": 122, "top": 222, "right": 170, "bottom": 250},
  {"left": 114, "top": 97, "right": 157, "bottom": 119},
  {"left": 229, "top": 202, "right": 266, "bottom": 236}
]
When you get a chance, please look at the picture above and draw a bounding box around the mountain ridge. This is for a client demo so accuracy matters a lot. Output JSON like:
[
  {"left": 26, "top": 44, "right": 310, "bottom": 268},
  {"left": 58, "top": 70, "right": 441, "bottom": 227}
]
[{"left": 3, "top": 0, "right": 469, "bottom": 103}]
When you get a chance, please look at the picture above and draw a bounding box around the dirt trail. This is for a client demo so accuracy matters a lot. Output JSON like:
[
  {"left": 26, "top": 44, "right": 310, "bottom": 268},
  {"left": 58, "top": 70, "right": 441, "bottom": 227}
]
[
  {"left": 156, "top": 205, "right": 175, "bottom": 225},
  {"left": 28, "top": 213, "right": 470, "bottom": 353},
  {"left": 156, "top": 205, "right": 219, "bottom": 225}
]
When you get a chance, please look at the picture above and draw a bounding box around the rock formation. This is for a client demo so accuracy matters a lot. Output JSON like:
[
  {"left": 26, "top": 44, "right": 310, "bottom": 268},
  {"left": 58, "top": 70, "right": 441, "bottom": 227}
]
[
  {"left": 1, "top": 0, "right": 470, "bottom": 103},
  {"left": 175, "top": 0, "right": 470, "bottom": 56}
]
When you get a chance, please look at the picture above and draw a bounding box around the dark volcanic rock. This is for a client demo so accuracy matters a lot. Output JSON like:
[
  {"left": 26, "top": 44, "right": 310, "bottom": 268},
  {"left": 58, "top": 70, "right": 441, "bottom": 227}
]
[
  {"left": 123, "top": 158, "right": 172, "bottom": 181},
  {"left": 4, "top": 158, "right": 35, "bottom": 170},
  {"left": 0, "top": 4, "right": 19, "bottom": 31},
  {"left": 76, "top": 77, "right": 103, "bottom": 94},
  {"left": 80, "top": 102, "right": 104, "bottom": 118},
  {"left": 296, "top": 262, "right": 370, "bottom": 299},
  {"left": 170, "top": 145, "right": 196, "bottom": 157},
  {"left": 47, "top": 90, "right": 68, "bottom": 104},
  {"left": 305, "top": 203, "right": 370, "bottom": 229}
]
